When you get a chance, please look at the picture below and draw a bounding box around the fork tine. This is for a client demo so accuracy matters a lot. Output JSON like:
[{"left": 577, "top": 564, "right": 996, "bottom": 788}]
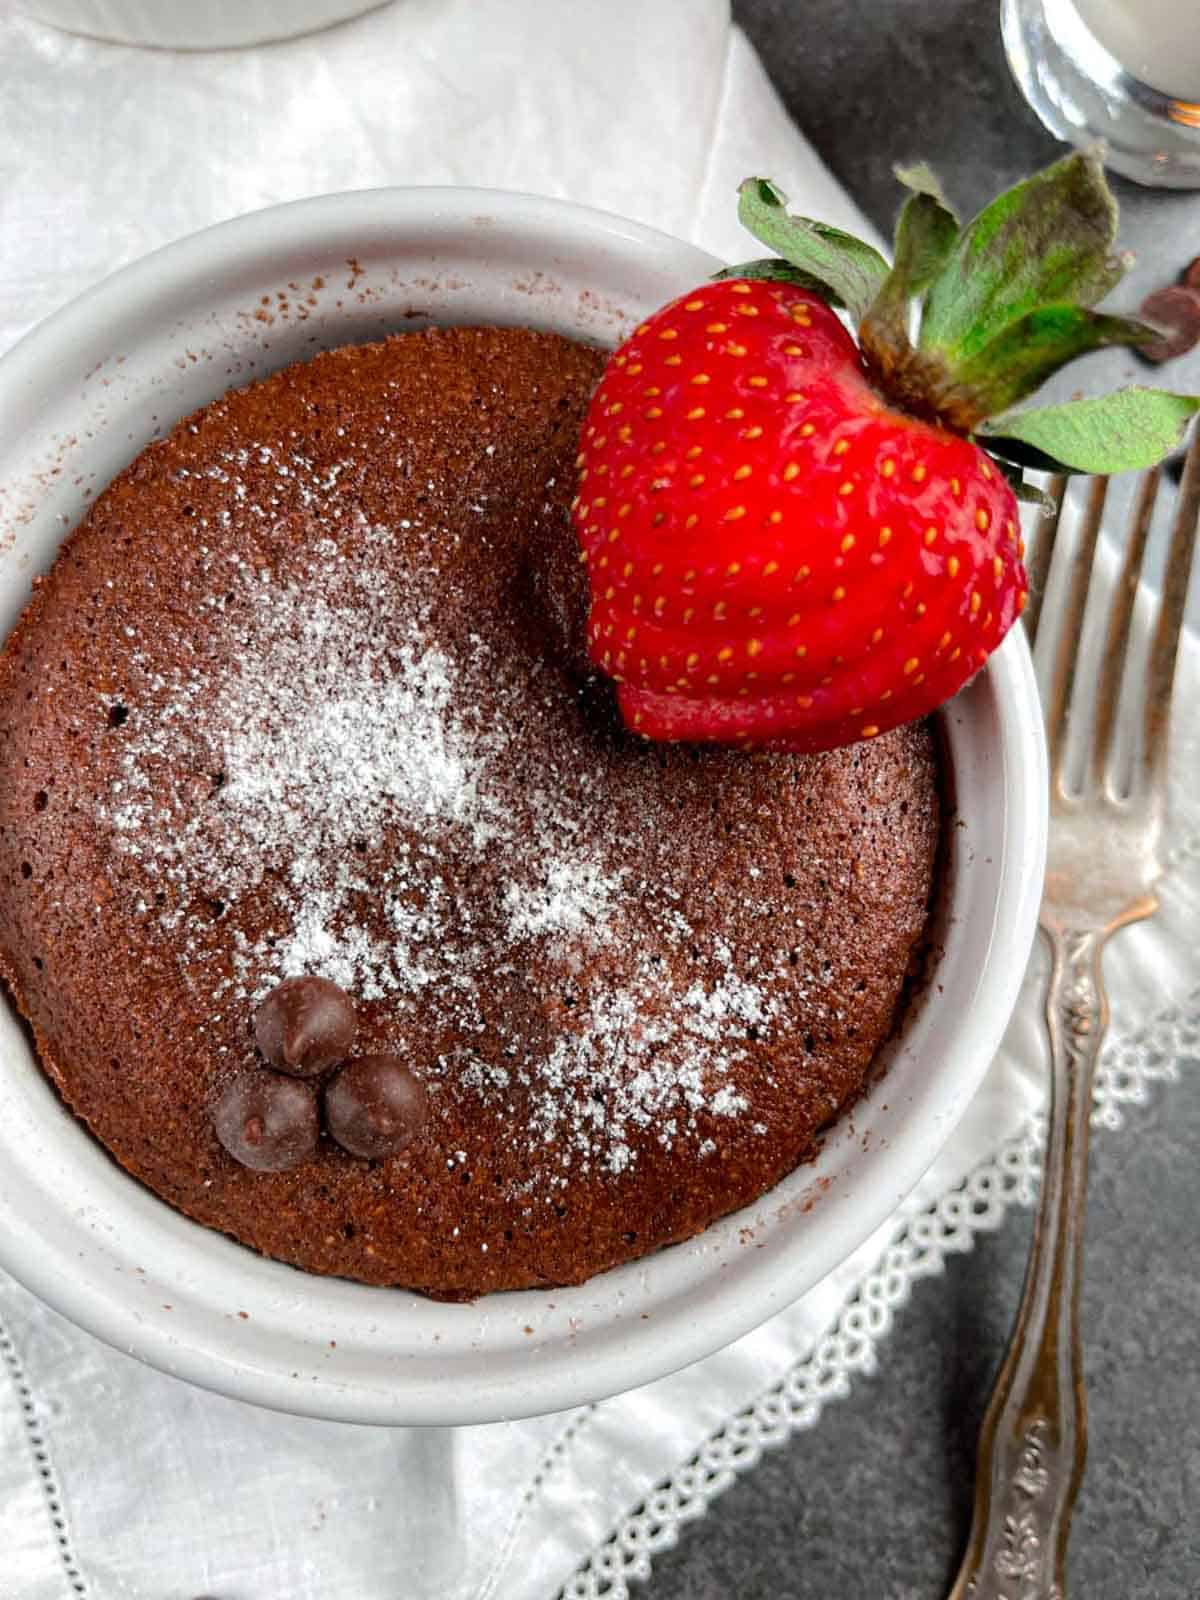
[
  {"left": 1022, "top": 474, "right": 1068, "bottom": 649},
  {"left": 1142, "top": 427, "right": 1200, "bottom": 790},
  {"left": 1089, "top": 467, "right": 1161, "bottom": 791},
  {"left": 1045, "top": 475, "right": 1108, "bottom": 792}
]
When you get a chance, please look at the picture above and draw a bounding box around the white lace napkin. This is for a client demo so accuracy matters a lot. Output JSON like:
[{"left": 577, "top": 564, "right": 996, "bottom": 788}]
[{"left": 1, "top": 4, "right": 1197, "bottom": 1597}]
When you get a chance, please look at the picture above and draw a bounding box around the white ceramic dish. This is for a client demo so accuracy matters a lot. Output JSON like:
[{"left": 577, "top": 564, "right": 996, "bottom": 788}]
[
  {"left": 16, "top": 0, "right": 387, "bottom": 50},
  {"left": 0, "top": 188, "right": 1047, "bottom": 1425}
]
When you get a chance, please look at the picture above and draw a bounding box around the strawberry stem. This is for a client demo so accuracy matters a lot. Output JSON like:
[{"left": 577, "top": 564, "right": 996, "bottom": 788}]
[
  {"left": 735, "top": 152, "right": 1200, "bottom": 478},
  {"left": 858, "top": 333, "right": 986, "bottom": 434}
]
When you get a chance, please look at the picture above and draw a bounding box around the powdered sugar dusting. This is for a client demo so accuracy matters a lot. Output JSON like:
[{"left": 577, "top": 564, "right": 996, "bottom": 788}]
[
  {"left": 503, "top": 854, "right": 624, "bottom": 943},
  {"left": 106, "top": 536, "right": 516, "bottom": 1001},
  {"left": 98, "top": 466, "right": 797, "bottom": 1184},
  {"left": 517, "top": 941, "right": 783, "bottom": 1181}
]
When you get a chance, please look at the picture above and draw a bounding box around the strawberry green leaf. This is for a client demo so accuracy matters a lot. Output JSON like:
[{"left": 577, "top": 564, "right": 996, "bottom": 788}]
[
  {"left": 993, "top": 455, "right": 1056, "bottom": 510},
  {"left": 737, "top": 177, "right": 888, "bottom": 323},
  {"left": 952, "top": 306, "right": 1157, "bottom": 418},
  {"left": 889, "top": 163, "right": 960, "bottom": 297},
  {"left": 714, "top": 257, "right": 845, "bottom": 307},
  {"left": 1012, "top": 479, "right": 1057, "bottom": 511},
  {"left": 860, "top": 164, "right": 959, "bottom": 378},
  {"left": 918, "top": 149, "right": 1129, "bottom": 363},
  {"left": 980, "top": 387, "right": 1200, "bottom": 474},
  {"left": 981, "top": 435, "right": 1079, "bottom": 475}
]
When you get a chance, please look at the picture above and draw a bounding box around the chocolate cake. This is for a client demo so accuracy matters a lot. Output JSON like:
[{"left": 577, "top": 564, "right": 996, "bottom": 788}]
[{"left": 0, "top": 326, "right": 941, "bottom": 1297}]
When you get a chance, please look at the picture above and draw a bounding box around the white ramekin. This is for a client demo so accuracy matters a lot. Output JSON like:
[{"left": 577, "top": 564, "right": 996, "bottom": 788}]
[
  {"left": 0, "top": 188, "right": 1047, "bottom": 1424},
  {"left": 15, "top": 0, "right": 387, "bottom": 49}
]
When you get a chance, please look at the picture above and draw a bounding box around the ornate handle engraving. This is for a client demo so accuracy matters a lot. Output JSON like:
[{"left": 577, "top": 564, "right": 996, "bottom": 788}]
[{"left": 949, "top": 926, "right": 1107, "bottom": 1600}]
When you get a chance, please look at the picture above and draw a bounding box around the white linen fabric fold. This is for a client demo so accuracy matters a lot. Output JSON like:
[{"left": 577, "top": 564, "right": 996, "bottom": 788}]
[
  {"left": 0, "top": 4, "right": 1196, "bottom": 1596},
  {"left": 0, "top": 0, "right": 875, "bottom": 358}
]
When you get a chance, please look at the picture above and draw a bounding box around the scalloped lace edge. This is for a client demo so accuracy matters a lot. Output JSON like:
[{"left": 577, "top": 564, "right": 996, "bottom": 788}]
[{"left": 558, "top": 984, "right": 1200, "bottom": 1600}]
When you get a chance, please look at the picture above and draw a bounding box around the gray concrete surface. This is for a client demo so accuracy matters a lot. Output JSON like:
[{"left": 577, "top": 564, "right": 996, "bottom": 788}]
[
  {"left": 642, "top": 5, "right": 1200, "bottom": 1595},
  {"left": 648, "top": 1062, "right": 1200, "bottom": 1598}
]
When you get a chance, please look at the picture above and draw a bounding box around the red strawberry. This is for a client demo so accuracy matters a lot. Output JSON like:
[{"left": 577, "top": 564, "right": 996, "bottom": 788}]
[
  {"left": 574, "top": 278, "right": 1025, "bottom": 751},
  {"left": 572, "top": 154, "right": 1200, "bottom": 752}
]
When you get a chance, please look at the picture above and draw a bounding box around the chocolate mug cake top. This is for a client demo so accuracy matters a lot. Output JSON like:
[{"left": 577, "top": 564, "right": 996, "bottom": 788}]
[{"left": 0, "top": 325, "right": 940, "bottom": 1297}]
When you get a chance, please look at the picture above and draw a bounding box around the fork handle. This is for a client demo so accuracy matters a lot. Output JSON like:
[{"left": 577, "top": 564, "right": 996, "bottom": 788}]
[{"left": 948, "top": 926, "right": 1107, "bottom": 1600}]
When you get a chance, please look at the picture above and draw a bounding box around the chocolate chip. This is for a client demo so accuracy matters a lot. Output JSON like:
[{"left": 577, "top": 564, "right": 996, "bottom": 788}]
[
  {"left": 212, "top": 1069, "right": 318, "bottom": 1172},
  {"left": 324, "top": 1054, "right": 428, "bottom": 1160},
  {"left": 254, "top": 975, "right": 356, "bottom": 1077},
  {"left": 1138, "top": 285, "right": 1200, "bottom": 364}
]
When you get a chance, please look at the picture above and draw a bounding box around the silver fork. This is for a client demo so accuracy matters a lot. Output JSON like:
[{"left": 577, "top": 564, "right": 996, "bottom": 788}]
[{"left": 947, "top": 430, "right": 1200, "bottom": 1600}]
